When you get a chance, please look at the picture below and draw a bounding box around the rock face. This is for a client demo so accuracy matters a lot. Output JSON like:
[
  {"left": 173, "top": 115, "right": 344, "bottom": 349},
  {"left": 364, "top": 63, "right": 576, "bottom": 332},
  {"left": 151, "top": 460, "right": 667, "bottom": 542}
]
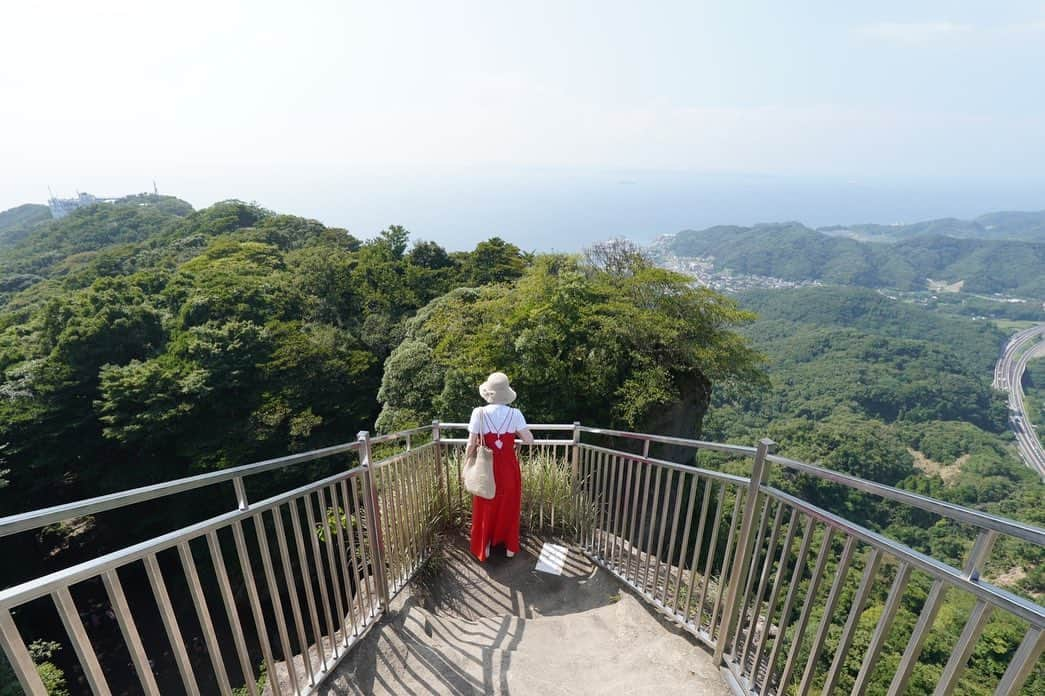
[
  {"left": 314, "top": 534, "right": 729, "bottom": 695},
  {"left": 641, "top": 371, "right": 713, "bottom": 464}
]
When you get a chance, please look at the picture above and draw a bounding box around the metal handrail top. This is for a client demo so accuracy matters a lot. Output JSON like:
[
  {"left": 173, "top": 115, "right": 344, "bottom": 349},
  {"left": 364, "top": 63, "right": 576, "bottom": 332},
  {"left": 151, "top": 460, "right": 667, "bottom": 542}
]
[
  {"left": 0, "top": 467, "right": 360, "bottom": 609},
  {"left": 439, "top": 422, "right": 577, "bottom": 431},
  {"left": 0, "top": 439, "right": 363, "bottom": 539},
  {"left": 763, "top": 486, "right": 1045, "bottom": 628},
  {"left": 578, "top": 425, "right": 759, "bottom": 456},
  {"left": 3, "top": 421, "right": 1043, "bottom": 554},
  {"left": 768, "top": 454, "right": 1045, "bottom": 547},
  {"left": 580, "top": 442, "right": 751, "bottom": 486},
  {"left": 368, "top": 424, "right": 434, "bottom": 445},
  {"left": 441, "top": 440, "right": 575, "bottom": 446}
]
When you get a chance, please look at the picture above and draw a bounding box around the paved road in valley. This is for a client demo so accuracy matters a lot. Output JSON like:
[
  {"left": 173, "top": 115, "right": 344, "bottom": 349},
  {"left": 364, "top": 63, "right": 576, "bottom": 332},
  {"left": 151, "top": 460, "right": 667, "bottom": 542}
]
[{"left": 992, "top": 324, "right": 1045, "bottom": 478}]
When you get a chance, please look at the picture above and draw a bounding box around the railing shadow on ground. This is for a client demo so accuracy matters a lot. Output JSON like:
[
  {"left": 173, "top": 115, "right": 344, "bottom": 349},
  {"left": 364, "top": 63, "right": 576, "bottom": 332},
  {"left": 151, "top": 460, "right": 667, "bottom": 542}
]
[
  {"left": 316, "top": 532, "right": 602, "bottom": 696},
  {"left": 318, "top": 530, "right": 720, "bottom": 696},
  {"left": 408, "top": 533, "right": 612, "bottom": 621}
]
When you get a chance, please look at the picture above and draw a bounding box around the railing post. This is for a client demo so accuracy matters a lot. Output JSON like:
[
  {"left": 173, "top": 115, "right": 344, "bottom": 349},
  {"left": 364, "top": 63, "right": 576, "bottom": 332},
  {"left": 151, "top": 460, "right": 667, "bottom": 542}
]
[
  {"left": 889, "top": 528, "right": 999, "bottom": 695},
  {"left": 570, "top": 422, "right": 581, "bottom": 543},
  {"left": 963, "top": 529, "right": 998, "bottom": 582},
  {"left": 715, "top": 437, "right": 775, "bottom": 664},
  {"left": 432, "top": 420, "right": 448, "bottom": 524},
  {"left": 358, "top": 431, "right": 390, "bottom": 612},
  {"left": 0, "top": 609, "right": 48, "bottom": 695},
  {"left": 233, "top": 476, "right": 249, "bottom": 510},
  {"left": 570, "top": 421, "right": 581, "bottom": 481}
]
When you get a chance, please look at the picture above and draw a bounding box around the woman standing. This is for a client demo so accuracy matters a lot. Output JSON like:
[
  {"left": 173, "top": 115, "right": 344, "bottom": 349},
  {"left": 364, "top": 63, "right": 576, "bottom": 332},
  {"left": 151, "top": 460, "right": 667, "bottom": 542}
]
[{"left": 466, "top": 372, "right": 534, "bottom": 561}]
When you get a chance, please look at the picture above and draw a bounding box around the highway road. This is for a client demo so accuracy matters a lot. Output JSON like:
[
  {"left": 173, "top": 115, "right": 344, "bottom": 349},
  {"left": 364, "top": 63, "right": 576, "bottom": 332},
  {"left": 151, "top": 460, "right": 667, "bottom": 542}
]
[{"left": 992, "top": 324, "right": 1045, "bottom": 478}]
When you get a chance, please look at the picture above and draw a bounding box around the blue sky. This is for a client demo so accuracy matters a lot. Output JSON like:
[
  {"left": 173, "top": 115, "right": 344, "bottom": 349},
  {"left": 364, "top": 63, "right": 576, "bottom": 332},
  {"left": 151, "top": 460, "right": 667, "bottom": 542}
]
[{"left": 2, "top": 2, "right": 1044, "bottom": 249}]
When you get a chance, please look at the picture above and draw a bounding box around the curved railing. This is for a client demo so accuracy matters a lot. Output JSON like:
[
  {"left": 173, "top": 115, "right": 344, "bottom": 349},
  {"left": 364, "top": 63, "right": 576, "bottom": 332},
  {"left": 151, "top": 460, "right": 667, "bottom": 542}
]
[{"left": 1, "top": 423, "right": 1042, "bottom": 695}]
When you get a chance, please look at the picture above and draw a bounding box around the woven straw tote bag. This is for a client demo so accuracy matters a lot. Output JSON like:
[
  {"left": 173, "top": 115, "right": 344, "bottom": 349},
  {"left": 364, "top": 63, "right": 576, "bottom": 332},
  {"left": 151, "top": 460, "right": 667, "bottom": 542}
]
[{"left": 462, "top": 412, "right": 496, "bottom": 499}]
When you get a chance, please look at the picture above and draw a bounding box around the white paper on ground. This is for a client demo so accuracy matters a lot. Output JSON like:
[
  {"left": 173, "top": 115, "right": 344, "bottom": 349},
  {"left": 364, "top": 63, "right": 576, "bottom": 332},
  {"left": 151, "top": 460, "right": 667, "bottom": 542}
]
[{"left": 534, "top": 542, "right": 569, "bottom": 575}]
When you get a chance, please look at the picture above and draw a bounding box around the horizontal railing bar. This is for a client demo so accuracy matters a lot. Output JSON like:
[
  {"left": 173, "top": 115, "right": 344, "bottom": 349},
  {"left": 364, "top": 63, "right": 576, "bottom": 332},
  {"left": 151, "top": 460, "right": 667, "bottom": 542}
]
[
  {"left": 762, "top": 485, "right": 1045, "bottom": 627},
  {"left": 0, "top": 468, "right": 364, "bottom": 609},
  {"left": 369, "top": 425, "right": 434, "bottom": 445},
  {"left": 767, "top": 454, "right": 1045, "bottom": 547},
  {"left": 0, "top": 439, "right": 362, "bottom": 539},
  {"left": 579, "top": 426, "right": 760, "bottom": 456},
  {"left": 439, "top": 422, "right": 577, "bottom": 431},
  {"left": 580, "top": 443, "right": 751, "bottom": 486},
  {"left": 370, "top": 441, "right": 437, "bottom": 469},
  {"left": 440, "top": 438, "right": 575, "bottom": 446}
]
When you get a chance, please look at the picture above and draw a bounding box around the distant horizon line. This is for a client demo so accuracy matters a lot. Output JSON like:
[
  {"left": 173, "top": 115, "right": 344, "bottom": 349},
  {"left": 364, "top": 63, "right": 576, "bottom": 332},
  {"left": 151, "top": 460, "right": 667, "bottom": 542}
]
[{"left": 4, "top": 181, "right": 1040, "bottom": 249}]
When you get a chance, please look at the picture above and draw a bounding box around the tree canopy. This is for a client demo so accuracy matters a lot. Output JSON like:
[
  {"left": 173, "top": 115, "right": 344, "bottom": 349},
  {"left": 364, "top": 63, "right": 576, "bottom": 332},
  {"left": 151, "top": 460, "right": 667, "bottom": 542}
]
[
  {"left": 0, "top": 200, "right": 532, "bottom": 518},
  {"left": 377, "top": 250, "right": 764, "bottom": 434}
]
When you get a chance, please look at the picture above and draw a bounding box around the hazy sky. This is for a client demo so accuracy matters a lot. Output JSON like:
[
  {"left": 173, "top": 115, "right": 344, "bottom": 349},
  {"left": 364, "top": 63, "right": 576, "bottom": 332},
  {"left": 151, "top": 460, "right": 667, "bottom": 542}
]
[{"left": 3, "top": 1, "right": 1044, "bottom": 249}]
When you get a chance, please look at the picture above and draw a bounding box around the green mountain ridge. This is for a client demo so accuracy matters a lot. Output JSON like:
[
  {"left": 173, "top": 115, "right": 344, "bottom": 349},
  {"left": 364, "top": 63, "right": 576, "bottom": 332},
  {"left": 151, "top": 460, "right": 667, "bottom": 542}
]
[
  {"left": 735, "top": 286, "right": 1006, "bottom": 372},
  {"left": 662, "top": 223, "right": 1045, "bottom": 297},
  {"left": 0, "top": 203, "right": 52, "bottom": 250},
  {"left": 818, "top": 209, "right": 1045, "bottom": 242}
]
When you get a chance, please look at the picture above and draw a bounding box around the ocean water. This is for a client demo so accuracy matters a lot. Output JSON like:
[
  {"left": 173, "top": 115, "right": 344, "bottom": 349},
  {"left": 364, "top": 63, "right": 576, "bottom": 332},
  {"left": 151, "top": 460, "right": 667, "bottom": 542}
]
[
  {"left": 290, "top": 170, "right": 1045, "bottom": 252},
  {"left": 20, "top": 170, "right": 1043, "bottom": 253}
]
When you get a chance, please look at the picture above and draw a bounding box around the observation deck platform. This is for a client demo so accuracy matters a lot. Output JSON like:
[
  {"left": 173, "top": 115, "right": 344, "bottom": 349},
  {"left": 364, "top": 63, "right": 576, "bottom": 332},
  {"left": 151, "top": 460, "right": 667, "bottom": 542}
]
[{"left": 313, "top": 532, "right": 729, "bottom": 695}]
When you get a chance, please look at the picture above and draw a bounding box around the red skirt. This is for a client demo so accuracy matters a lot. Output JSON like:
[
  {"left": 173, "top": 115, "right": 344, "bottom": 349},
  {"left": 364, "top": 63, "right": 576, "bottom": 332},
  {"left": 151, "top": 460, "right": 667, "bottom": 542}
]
[{"left": 470, "top": 432, "right": 521, "bottom": 561}]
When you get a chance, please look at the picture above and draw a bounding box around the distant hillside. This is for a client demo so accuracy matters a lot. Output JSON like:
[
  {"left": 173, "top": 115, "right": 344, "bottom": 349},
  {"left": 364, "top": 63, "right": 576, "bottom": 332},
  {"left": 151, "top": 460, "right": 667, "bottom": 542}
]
[
  {"left": 703, "top": 286, "right": 1041, "bottom": 606},
  {"left": 735, "top": 286, "right": 1006, "bottom": 373},
  {"left": 661, "top": 223, "right": 1045, "bottom": 297},
  {"left": 818, "top": 210, "right": 1045, "bottom": 243},
  {"left": 0, "top": 203, "right": 52, "bottom": 249},
  {"left": 664, "top": 222, "right": 919, "bottom": 288},
  {"left": 0, "top": 195, "right": 195, "bottom": 290}
]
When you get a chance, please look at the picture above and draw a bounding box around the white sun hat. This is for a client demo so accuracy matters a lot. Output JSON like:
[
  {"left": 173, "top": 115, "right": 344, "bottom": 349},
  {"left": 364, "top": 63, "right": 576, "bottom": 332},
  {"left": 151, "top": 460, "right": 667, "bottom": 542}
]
[{"left": 479, "top": 372, "right": 517, "bottom": 405}]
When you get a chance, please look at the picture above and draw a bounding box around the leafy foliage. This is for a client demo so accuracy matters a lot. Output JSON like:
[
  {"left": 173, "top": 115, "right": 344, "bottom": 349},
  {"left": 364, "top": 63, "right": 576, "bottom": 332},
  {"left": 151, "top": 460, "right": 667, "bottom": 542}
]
[
  {"left": 377, "top": 252, "right": 764, "bottom": 434},
  {"left": 0, "top": 640, "right": 69, "bottom": 696},
  {"left": 0, "top": 201, "right": 530, "bottom": 522},
  {"left": 705, "top": 286, "right": 1043, "bottom": 592},
  {"left": 737, "top": 286, "right": 1008, "bottom": 373},
  {"left": 700, "top": 286, "right": 1044, "bottom": 694}
]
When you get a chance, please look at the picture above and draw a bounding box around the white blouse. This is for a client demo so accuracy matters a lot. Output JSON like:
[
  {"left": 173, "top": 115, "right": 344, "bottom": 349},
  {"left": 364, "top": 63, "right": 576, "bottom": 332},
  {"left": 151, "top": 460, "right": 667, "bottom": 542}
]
[{"left": 468, "top": 405, "right": 528, "bottom": 435}]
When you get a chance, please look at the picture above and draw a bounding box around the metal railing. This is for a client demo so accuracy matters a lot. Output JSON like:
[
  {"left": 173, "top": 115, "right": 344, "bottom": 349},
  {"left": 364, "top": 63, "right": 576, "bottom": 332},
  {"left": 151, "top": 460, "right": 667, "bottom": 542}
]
[
  {"left": 569, "top": 426, "right": 1044, "bottom": 696},
  {"left": 1, "top": 422, "right": 1043, "bottom": 695},
  {"left": 0, "top": 428, "right": 438, "bottom": 696}
]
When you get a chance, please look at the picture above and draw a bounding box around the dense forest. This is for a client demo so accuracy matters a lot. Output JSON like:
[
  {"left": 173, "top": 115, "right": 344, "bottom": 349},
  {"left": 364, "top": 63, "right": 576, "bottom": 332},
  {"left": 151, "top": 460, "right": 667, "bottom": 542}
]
[
  {"left": 701, "top": 286, "right": 1043, "bottom": 693},
  {"left": 0, "top": 197, "right": 760, "bottom": 521},
  {"left": 662, "top": 222, "right": 1045, "bottom": 297},
  {"left": 1, "top": 198, "right": 1042, "bottom": 694},
  {"left": 0, "top": 196, "right": 765, "bottom": 693},
  {"left": 706, "top": 287, "right": 1039, "bottom": 569}
]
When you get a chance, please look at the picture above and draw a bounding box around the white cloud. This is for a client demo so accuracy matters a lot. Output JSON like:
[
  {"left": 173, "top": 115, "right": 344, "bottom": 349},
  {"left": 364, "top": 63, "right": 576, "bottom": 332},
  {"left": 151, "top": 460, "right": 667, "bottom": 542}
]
[{"left": 858, "top": 21, "right": 974, "bottom": 43}]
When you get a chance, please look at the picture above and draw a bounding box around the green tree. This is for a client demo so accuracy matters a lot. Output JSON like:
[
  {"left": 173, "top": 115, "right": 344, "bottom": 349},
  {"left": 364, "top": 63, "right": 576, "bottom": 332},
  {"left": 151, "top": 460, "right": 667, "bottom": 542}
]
[
  {"left": 458, "top": 237, "right": 529, "bottom": 286},
  {"left": 377, "top": 253, "right": 763, "bottom": 438}
]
